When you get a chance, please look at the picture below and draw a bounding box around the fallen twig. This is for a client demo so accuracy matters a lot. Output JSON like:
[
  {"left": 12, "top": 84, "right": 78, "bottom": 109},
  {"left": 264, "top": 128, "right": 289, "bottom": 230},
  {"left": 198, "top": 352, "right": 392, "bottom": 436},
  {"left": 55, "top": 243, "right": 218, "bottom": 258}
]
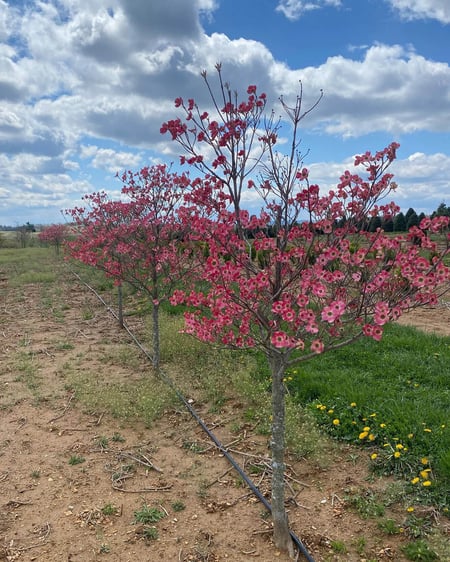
[{"left": 48, "top": 392, "right": 75, "bottom": 424}]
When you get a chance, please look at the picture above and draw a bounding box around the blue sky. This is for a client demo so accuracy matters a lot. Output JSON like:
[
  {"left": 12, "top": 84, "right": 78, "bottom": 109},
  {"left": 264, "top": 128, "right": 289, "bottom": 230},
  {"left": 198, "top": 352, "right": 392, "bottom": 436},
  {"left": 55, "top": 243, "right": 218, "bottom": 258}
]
[{"left": 0, "top": 0, "right": 449, "bottom": 226}]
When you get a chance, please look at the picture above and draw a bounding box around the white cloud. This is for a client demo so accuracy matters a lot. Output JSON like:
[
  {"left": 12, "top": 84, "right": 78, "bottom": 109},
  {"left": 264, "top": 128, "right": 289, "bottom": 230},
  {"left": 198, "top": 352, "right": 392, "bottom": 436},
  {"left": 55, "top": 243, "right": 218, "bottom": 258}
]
[
  {"left": 387, "top": 0, "right": 450, "bottom": 24},
  {"left": 275, "top": 0, "right": 341, "bottom": 21},
  {"left": 285, "top": 44, "right": 450, "bottom": 136},
  {"left": 80, "top": 145, "right": 143, "bottom": 173}
]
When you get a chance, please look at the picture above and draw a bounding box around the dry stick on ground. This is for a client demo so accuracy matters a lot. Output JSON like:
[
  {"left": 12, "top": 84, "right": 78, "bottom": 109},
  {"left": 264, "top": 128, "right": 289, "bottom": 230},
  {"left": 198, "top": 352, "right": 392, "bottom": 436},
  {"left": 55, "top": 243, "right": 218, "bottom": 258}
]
[
  {"left": 47, "top": 391, "right": 75, "bottom": 423},
  {"left": 118, "top": 451, "right": 163, "bottom": 473}
]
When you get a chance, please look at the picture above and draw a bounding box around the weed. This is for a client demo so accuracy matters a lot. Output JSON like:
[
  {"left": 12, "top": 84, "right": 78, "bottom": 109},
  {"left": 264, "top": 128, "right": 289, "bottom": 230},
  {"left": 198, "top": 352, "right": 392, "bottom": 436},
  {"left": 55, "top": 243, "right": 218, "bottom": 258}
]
[
  {"left": 330, "top": 540, "right": 347, "bottom": 553},
  {"left": 197, "top": 479, "right": 209, "bottom": 499},
  {"left": 133, "top": 505, "right": 165, "bottom": 525},
  {"left": 404, "top": 514, "right": 433, "bottom": 538},
  {"left": 55, "top": 341, "right": 75, "bottom": 351},
  {"left": 95, "top": 436, "right": 109, "bottom": 450},
  {"left": 351, "top": 536, "right": 366, "bottom": 555},
  {"left": 171, "top": 500, "right": 186, "bottom": 512},
  {"left": 30, "top": 470, "right": 40, "bottom": 479},
  {"left": 141, "top": 526, "right": 158, "bottom": 541},
  {"left": 345, "top": 489, "right": 385, "bottom": 518},
  {"left": 101, "top": 503, "right": 119, "bottom": 516},
  {"left": 377, "top": 518, "right": 401, "bottom": 535},
  {"left": 111, "top": 432, "right": 126, "bottom": 443},
  {"left": 99, "top": 543, "right": 110, "bottom": 554},
  {"left": 68, "top": 454, "right": 85, "bottom": 465},
  {"left": 182, "top": 439, "right": 206, "bottom": 454},
  {"left": 401, "top": 540, "right": 438, "bottom": 561}
]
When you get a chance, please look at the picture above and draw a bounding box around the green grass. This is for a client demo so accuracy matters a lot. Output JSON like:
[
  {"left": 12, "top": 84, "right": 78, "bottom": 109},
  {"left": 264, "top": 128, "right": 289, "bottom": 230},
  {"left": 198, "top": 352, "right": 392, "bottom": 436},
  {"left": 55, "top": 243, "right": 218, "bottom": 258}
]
[{"left": 282, "top": 324, "right": 450, "bottom": 507}]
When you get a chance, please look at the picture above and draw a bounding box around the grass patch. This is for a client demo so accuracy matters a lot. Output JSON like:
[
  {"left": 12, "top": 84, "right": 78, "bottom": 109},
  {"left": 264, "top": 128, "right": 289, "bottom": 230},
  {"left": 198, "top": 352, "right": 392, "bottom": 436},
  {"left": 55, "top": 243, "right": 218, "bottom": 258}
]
[{"left": 284, "top": 324, "right": 450, "bottom": 507}]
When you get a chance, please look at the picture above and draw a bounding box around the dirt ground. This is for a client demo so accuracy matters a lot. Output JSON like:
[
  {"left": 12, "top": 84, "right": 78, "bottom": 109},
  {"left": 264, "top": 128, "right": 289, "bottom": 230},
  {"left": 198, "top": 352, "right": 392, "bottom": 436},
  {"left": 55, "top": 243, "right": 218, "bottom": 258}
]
[{"left": 0, "top": 270, "right": 449, "bottom": 562}]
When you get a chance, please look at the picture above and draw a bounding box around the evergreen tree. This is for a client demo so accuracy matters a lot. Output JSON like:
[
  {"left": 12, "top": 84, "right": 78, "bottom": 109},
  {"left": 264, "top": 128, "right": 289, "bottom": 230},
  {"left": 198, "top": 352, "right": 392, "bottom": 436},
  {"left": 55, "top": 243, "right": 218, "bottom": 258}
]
[
  {"left": 393, "top": 212, "right": 406, "bottom": 231},
  {"left": 406, "top": 210, "right": 420, "bottom": 230},
  {"left": 383, "top": 217, "right": 394, "bottom": 232}
]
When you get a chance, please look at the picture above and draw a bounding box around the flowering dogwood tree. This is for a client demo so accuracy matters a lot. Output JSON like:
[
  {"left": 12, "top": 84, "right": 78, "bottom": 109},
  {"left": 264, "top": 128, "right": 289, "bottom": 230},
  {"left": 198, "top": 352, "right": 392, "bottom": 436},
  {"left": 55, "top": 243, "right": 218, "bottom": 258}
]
[
  {"left": 161, "top": 67, "right": 450, "bottom": 557},
  {"left": 66, "top": 164, "right": 191, "bottom": 368},
  {"left": 38, "top": 223, "right": 68, "bottom": 254}
]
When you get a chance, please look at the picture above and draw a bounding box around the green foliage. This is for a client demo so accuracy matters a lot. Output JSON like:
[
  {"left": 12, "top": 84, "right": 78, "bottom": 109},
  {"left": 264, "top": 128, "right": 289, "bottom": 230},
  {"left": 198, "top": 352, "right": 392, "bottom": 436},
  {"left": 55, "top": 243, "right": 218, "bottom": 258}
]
[
  {"left": 133, "top": 505, "right": 165, "bottom": 524},
  {"left": 68, "top": 454, "right": 85, "bottom": 465},
  {"left": 171, "top": 500, "right": 186, "bottom": 512},
  {"left": 401, "top": 540, "right": 438, "bottom": 561},
  {"left": 101, "top": 503, "right": 119, "bottom": 516},
  {"left": 344, "top": 489, "right": 385, "bottom": 519},
  {"left": 377, "top": 518, "right": 401, "bottom": 535},
  {"left": 287, "top": 323, "right": 449, "bottom": 506}
]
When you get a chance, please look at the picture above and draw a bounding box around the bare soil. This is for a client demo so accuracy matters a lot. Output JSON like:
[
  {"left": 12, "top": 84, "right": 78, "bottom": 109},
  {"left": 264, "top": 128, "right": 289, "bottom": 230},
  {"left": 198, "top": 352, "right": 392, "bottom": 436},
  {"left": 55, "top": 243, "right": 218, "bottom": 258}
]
[{"left": 0, "top": 271, "right": 449, "bottom": 562}]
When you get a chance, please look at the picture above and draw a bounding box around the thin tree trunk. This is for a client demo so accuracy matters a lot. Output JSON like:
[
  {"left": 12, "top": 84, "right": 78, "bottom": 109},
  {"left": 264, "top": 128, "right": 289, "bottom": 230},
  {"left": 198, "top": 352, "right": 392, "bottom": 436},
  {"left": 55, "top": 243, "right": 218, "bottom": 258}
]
[
  {"left": 269, "top": 352, "right": 295, "bottom": 558},
  {"left": 117, "top": 284, "right": 124, "bottom": 329},
  {"left": 152, "top": 300, "right": 160, "bottom": 369}
]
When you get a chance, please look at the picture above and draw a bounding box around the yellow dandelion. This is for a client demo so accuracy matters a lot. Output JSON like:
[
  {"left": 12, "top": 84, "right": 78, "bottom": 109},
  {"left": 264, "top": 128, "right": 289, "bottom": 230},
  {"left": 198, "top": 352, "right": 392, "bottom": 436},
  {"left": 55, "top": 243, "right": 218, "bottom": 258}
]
[
  {"left": 359, "top": 431, "right": 368, "bottom": 440},
  {"left": 424, "top": 428, "right": 432, "bottom": 433},
  {"left": 422, "top": 480, "right": 432, "bottom": 487},
  {"left": 369, "top": 413, "right": 377, "bottom": 417},
  {"left": 406, "top": 507, "right": 415, "bottom": 513},
  {"left": 421, "top": 457, "right": 429, "bottom": 465},
  {"left": 370, "top": 453, "right": 378, "bottom": 460},
  {"left": 368, "top": 434, "right": 375, "bottom": 441},
  {"left": 363, "top": 426, "right": 370, "bottom": 432},
  {"left": 396, "top": 444, "right": 404, "bottom": 450},
  {"left": 411, "top": 477, "right": 420, "bottom": 484},
  {"left": 394, "top": 451, "right": 401, "bottom": 458},
  {"left": 408, "top": 433, "right": 414, "bottom": 439},
  {"left": 420, "top": 469, "right": 431, "bottom": 479},
  {"left": 350, "top": 402, "right": 356, "bottom": 407},
  {"left": 333, "top": 419, "right": 340, "bottom": 426},
  {"left": 380, "top": 423, "right": 386, "bottom": 428},
  {"left": 328, "top": 409, "right": 334, "bottom": 414}
]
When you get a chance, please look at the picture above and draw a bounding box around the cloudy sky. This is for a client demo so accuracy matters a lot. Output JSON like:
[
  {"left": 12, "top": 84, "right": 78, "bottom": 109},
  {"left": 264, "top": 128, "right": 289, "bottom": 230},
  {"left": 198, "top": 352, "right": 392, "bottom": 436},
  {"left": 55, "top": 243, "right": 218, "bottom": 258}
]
[{"left": 1, "top": 0, "right": 449, "bottom": 226}]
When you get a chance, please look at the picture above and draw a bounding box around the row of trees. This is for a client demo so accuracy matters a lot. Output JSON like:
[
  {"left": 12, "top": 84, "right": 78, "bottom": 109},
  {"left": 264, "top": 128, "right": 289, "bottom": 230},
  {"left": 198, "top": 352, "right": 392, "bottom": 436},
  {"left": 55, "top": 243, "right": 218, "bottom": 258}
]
[{"left": 40, "top": 68, "right": 449, "bottom": 558}]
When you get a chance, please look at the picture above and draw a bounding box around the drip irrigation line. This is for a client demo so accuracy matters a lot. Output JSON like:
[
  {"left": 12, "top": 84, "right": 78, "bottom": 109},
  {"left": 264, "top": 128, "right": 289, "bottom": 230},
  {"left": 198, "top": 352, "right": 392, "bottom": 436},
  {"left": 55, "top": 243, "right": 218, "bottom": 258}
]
[{"left": 70, "top": 269, "right": 315, "bottom": 562}]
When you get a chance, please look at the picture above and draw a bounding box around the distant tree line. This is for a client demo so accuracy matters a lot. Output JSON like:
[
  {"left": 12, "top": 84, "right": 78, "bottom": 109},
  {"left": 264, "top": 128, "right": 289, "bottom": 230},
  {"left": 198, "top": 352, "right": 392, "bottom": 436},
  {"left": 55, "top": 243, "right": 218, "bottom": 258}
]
[{"left": 1, "top": 202, "right": 449, "bottom": 248}]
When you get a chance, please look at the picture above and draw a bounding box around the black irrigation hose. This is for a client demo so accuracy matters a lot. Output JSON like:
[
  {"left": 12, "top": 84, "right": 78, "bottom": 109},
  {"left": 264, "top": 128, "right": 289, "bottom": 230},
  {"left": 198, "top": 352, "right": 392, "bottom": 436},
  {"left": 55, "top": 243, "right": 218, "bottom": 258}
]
[{"left": 70, "top": 270, "right": 316, "bottom": 562}]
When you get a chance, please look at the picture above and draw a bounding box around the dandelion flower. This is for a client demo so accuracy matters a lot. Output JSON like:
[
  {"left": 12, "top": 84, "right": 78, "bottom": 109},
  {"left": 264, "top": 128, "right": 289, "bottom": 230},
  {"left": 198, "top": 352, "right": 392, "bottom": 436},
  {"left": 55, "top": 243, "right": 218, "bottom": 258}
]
[
  {"left": 408, "top": 433, "right": 414, "bottom": 438},
  {"left": 359, "top": 431, "right": 368, "bottom": 440},
  {"left": 422, "top": 480, "right": 432, "bottom": 487},
  {"left": 411, "top": 477, "right": 420, "bottom": 484},
  {"left": 424, "top": 428, "right": 432, "bottom": 433},
  {"left": 396, "top": 444, "right": 404, "bottom": 450},
  {"left": 370, "top": 453, "right": 378, "bottom": 460},
  {"left": 394, "top": 451, "right": 401, "bottom": 458},
  {"left": 368, "top": 434, "right": 375, "bottom": 441},
  {"left": 350, "top": 402, "right": 356, "bottom": 407},
  {"left": 380, "top": 423, "right": 386, "bottom": 428},
  {"left": 420, "top": 469, "right": 431, "bottom": 479},
  {"left": 363, "top": 426, "right": 370, "bottom": 432},
  {"left": 328, "top": 409, "right": 334, "bottom": 414},
  {"left": 421, "top": 457, "right": 429, "bottom": 465},
  {"left": 333, "top": 419, "right": 340, "bottom": 426},
  {"left": 406, "top": 507, "right": 415, "bottom": 513}
]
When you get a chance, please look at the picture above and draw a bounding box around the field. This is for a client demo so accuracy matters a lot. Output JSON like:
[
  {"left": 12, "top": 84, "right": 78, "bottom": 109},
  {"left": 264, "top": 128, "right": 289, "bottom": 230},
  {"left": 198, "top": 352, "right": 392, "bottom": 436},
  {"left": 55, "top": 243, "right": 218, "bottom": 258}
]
[{"left": 0, "top": 247, "right": 449, "bottom": 562}]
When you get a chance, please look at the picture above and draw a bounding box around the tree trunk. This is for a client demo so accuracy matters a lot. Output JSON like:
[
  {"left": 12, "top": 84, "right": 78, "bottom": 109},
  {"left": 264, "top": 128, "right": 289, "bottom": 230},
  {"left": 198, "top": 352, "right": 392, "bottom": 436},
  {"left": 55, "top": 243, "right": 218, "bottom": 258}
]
[
  {"left": 152, "top": 300, "right": 160, "bottom": 369},
  {"left": 269, "top": 352, "right": 295, "bottom": 558},
  {"left": 117, "top": 284, "right": 124, "bottom": 329}
]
